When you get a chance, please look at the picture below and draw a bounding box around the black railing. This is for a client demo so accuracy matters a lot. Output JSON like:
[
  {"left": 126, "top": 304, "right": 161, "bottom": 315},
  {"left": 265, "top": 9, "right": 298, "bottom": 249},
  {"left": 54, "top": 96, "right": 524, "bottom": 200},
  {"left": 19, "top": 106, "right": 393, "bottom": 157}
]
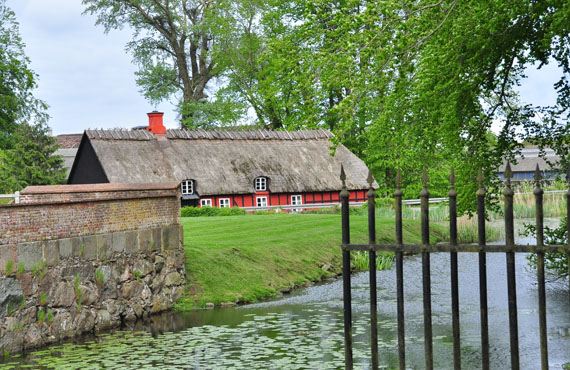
[{"left": 340, "top": 162, "right": 570, "bottom": 370}]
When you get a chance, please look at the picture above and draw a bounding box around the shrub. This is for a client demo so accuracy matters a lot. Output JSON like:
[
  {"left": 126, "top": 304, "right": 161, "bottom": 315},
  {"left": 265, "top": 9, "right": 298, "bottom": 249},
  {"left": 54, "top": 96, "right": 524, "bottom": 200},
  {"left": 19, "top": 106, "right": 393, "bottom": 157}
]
[
  {"left": 181, "top": 206, "right": 247, "bottom": 217},
  {"left": 523, "top": 217, "right": 568, "bottom": 277}
]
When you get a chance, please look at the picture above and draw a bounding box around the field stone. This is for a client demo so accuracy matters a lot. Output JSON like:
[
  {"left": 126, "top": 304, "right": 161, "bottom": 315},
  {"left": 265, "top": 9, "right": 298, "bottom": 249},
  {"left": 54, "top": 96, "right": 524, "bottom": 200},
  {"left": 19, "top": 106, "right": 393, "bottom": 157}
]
[
  {"left": 18, "top": 273, "right": 35, "bottom": 296},
  {"left": 164, "top": 272, "right": 183, "bottom": 287},
  {"left": 205, "top": 302, "right": 215, "bottom": 309},
  {"left": 154, "top": 255, "right": 165, "bottom": 273},
  {"left": 52, "top": 282, "right": 75, "bottom": 308},
  {"left": 0, "top": 278, "right": 24, "bottom": 318},
  {"left": 133, "top": 260, "right": 153, "bottom": 277},
  {"left": 121, "top": 280, "right": 144, "bottom": 299},
  {"left": 51, "top": 311, "right": 74, "bottom": 339},
  {"left": 43, "top": 240, "right": 59, "bottom": 266},
  {"left": 74, "top": 309, "right": 96, "bottom": 334},
  {"left": 24, "top": 323, "right": 44, "bottom": 349},
  {"left": 16, "top": 242, "right": 42, "bottom": 271},
  {"left": 0, "top": 330, "right": 24, "bottom": 355},
  {"left": 95, "top": 310, "right": 113, "bottom": 332},
  {"left": 80, "top": 284, "right": 99, "bottom": 306},
  {"left": 150, "top": 294, "right": 170, "bottom": 314},
  {"left": 58, "top": 238, "right": 72, "bottom": 259}
]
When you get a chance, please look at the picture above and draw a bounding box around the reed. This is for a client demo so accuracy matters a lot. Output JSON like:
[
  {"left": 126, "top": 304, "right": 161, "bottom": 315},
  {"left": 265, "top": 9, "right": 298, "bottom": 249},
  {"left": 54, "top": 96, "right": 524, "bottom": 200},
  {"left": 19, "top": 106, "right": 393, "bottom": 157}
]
[{"left": 351, "top": 251, "right": 395, "bottom": 271}]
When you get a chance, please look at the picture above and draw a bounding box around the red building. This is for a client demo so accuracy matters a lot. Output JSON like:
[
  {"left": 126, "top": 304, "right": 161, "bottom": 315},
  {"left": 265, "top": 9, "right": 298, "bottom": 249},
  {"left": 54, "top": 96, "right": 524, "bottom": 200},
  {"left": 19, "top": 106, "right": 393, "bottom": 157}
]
[{"left": 68, "top": 112, "right": 374, "bottom": 211}]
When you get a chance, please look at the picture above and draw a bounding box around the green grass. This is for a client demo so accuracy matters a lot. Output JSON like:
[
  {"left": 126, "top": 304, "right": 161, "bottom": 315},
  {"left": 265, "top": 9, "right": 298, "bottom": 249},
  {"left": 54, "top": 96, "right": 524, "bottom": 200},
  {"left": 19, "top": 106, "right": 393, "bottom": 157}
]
[
  {"left": 176, "top": 213, "right": 447, "bottom": 310},
  {"left": 0, "top": 198, "right": 11, "bottom": 205}
]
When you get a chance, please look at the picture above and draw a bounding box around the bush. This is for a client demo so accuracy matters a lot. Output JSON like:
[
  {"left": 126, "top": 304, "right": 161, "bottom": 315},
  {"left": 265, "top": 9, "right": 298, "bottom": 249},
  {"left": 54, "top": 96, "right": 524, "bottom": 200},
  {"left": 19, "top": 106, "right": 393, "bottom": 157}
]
[
  {"left": 522, "top": 216, "right": 568, "bottom": 278},
  {"left": 181, "top": 206, "right": 247, "bottom": 217}
]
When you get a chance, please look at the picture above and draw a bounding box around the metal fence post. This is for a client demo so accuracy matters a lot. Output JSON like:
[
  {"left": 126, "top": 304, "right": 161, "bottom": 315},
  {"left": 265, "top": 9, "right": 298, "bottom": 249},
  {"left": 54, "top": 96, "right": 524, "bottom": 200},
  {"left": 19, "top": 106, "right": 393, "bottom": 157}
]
[
  {"left": 533, "top": 165, "right": 548, "bottom": 370},
  {"left": 504, "top": 161, "right": 520, "bottom": 370},
  {"left": 477, "top": 169, "right": 490, "bottom": 370},
  {"left": 367, "top": 171, "right": 379, "bottom": 369},
  {"left": 340, "top": 165, "right": 353, "bottom": 369},
  {"left": 420, "top": 169, "right": 433, "bottom": 370},
  {"left": 449, "top": 169, "right": 461, "bottom": 370},
  {"left": 394, "top": 170, "right": 406, "bottom": 370}
]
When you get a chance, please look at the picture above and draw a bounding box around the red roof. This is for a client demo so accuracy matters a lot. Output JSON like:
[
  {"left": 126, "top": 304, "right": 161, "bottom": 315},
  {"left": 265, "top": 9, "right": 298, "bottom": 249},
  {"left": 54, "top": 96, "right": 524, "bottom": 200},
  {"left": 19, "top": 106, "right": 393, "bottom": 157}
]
[{"left": 56, "top": 134, "right": 82, "bottom": 149}]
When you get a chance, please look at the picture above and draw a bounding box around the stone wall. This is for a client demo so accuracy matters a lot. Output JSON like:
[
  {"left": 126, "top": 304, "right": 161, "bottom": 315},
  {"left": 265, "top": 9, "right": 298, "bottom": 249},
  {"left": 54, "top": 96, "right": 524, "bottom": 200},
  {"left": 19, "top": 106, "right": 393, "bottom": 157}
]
[{"left": 0, "top": 183, "right": 185, "bottom": 355}]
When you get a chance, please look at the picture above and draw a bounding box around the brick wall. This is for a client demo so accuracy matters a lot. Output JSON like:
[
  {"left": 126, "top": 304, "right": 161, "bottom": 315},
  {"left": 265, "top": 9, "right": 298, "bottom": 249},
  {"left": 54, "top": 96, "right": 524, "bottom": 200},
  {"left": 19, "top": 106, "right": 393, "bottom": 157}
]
[
  {"left": 0, "top": 183, "right": 180, "bottom": 246},
  {"left": 0, "top": 183, "right": 185, "bottom": 355}
]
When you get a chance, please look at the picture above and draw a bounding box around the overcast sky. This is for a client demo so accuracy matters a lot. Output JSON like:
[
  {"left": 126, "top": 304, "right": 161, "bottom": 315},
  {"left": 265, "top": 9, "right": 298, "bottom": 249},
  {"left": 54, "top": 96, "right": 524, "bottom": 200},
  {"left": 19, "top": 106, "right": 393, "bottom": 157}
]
[{"left": 7, "top": 0, "right": 563, "bottom": 135}]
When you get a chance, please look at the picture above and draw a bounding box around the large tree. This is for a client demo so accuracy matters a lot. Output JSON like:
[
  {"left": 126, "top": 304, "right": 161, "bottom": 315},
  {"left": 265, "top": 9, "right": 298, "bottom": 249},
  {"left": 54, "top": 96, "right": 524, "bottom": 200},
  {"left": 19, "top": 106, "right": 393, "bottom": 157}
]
[
  {"left": 82, "top": 0, "right": 268, "bottom": 128},
  {"left": 0, "top": 0, "right": 65, "bottom": 193}
]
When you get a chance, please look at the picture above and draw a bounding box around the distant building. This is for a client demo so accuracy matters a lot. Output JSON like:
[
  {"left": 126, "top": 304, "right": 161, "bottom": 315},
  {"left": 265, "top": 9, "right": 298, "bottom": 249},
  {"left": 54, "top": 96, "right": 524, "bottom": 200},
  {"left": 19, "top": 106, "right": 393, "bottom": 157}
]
[
  {"left": 54, "top": 134, "right": 82, "bottom": 179},
  {"left": 498, "top": 147, "right": 561, "bottom": 181},
  {"left": 68, "top": 112, "right": 374, "bottom": 210}
]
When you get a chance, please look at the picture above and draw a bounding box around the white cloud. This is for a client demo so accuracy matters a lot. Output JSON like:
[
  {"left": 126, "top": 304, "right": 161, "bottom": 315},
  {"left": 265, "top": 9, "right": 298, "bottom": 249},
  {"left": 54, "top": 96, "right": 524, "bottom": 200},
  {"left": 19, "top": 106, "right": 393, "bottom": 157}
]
[{"left": 7, "top": 0, "right": 178, "bottom": 135}]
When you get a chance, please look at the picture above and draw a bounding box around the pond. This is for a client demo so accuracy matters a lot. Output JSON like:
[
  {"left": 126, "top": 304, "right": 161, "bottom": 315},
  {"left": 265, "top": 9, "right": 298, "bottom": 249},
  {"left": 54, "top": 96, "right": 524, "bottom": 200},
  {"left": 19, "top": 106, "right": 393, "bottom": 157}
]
[{"left": 1, "top": 221, "right": 569, "bottom": 369}]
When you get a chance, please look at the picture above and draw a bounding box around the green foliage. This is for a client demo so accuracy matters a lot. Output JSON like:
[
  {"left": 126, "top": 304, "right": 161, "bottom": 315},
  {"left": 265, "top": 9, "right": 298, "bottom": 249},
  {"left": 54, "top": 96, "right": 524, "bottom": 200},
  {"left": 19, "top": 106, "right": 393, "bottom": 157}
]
[
  {"left": 0, "top": 1, "right": 64, "bottom": 193},
  {"left": 37, "top": 310, "right": 45, "bottom": 325},
  {"left": 46, "top": 310, "right": 53, "bottom": 325},
  {"left": 351, "top": 252, "right": 395, "bottom": 272},
  {"left": 95, "top": 269, "right": 105, "bottom": 286},
  {"left": 0, "top": 122, "right": 65, "bottom": 193},
  {"left": 32, "top": 260, "right": 47, "bottom": 281},
  {"left": 17, "top": 261, "right": 24, "bottom": 276},
  {"left": 39, "top": 292, "right": 47, "bottom": 306},
  {"left": 7, "top": 302, "right": 14, "bottom": 316},
  {"left": 74, "top": 274, "right": 82, "bottom": 310},
  {"left": 19, "top": 295, "right": 25, "bottom": 311},
  {"left": 4, "top": 259, "right": 13, "bottom": 276},
  {"left": 181, "top": 206, "right": 247, "bottom": 217},
  {"left": 523, "top": 217, "right": 568, "bottom": 277},
  {"left": 133, "top": 270, "right": 141, "bottom": 280}
]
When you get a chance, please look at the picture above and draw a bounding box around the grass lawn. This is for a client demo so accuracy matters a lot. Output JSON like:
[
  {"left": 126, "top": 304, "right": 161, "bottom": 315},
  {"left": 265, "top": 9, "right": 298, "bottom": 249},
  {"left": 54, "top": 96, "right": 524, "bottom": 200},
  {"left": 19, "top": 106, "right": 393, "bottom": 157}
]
[{"left": 175, "top": 213, "right": 447, "bottom": 310}]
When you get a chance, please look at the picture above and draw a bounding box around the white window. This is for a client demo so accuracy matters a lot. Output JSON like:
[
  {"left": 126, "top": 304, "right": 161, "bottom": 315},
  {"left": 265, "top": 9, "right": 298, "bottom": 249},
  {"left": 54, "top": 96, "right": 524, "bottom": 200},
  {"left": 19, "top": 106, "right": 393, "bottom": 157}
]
[
  {"left": 291, "top": 195, "right": 302, "bottom": 205},
  {"left": 254, "top": 177, "right": 267, "bottom": 191},
  {"left": 200, "top": 199, "right": 212, "bottom": 207},
  {"left": 181, "top": 180, "right": 194, "bottom": 195},
  {"left": 291, "top": 195, "right": 303, "bottom": 213},
  {"left": 256, "top": 197, "right": 267, "bottom": 207},
  {"left": 219, "top": 198, "right": 230, "bottom": 208}
]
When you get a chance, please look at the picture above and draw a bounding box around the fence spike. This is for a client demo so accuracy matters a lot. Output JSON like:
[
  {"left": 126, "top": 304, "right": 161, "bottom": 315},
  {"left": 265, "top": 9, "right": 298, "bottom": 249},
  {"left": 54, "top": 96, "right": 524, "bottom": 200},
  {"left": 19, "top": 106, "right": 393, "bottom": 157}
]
[
  {"left": 422, "top": 168, "right": 429, "bottom": 188},
  {"left": 534, "top": 164, "right": 542, "bottom": 184},
  {"left": 477, "top": 168, "right": 484, "bottom": 186},
  {"left": 504, "top": 160, "right": 513, "bottom": 180},
  {"left": 396, "top": 169, "right": 402, "bottom": 190},
  {"left": 340, "top": 164, "right": 346, "bottom": 182},
  {"left": 449, "top": 168, "right": 456, "bottom": 187},
  {"left": 367, "top": 169, "right": 374, "bottom": 186}
]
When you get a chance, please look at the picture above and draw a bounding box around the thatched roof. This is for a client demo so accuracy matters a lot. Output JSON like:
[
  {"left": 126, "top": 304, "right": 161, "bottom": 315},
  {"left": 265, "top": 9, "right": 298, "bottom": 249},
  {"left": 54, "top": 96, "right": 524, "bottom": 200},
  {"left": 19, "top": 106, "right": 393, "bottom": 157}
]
[
  {"left": 498, "top": 147, "right": 561, "bottom": 173},
  {"left": 79, "top": 128, "right": 374, "bottom": 195}
]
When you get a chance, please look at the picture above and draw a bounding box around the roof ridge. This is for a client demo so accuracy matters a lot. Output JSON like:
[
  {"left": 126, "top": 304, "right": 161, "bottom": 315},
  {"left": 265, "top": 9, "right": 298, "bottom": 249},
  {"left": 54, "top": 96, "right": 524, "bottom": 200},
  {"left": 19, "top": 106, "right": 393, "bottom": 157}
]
[{"left": 88, "top": 127, "right": 334, "bottom": 141}]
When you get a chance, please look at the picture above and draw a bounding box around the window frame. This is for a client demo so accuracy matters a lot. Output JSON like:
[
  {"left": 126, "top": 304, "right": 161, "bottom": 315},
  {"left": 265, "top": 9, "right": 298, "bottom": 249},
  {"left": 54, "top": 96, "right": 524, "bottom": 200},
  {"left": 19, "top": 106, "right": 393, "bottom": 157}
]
[
  {"left": 291, "top": 195, "right": 302, "bottom": 206},
  {"left": 254, "top": 177, "right": 267, "bottom": 191},
  {"left": 256, "top": 196, "right": 267, "bottom": 208},
  {"left": 200, "top": 199, "right": 212, "bottom": 207},
  {"left": 181, "top": 179, "right": 194, "bottom": 195},
  {"left": 219, "top": 198, "right": 231, "bottom": 208}
]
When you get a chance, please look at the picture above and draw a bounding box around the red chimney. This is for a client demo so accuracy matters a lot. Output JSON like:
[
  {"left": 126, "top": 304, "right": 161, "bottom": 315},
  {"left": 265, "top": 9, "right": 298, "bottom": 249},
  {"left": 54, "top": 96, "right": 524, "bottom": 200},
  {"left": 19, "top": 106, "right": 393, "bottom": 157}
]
[{"left": 147, "top": 111, "right": 166, "bottom": 135}]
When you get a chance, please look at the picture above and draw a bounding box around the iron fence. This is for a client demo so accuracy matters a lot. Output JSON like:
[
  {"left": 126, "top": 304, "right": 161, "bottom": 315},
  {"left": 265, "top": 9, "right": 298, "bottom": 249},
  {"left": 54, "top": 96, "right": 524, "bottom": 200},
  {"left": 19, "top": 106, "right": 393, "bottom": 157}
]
[{"left": 340, "top": 162, "right": 570, "bottom": 370}]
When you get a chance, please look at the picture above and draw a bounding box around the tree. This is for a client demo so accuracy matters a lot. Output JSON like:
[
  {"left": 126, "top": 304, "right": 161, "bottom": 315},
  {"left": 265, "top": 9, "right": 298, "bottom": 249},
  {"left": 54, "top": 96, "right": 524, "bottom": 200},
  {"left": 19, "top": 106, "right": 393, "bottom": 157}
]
[
  {"left": 0, "top": 123, "right": 66, "bottom": 193},
  {"left": 252, "top": 0, "right": 570, "bottom": 212},
  {"left": 0, "top": 0, "right": 46, "bottom": 149},
  {"left": 0, "top": 0, "right": 65, "bottom": 192},
  {"left": 82, "top": 0, "right": 267, "bottom": 127}
]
